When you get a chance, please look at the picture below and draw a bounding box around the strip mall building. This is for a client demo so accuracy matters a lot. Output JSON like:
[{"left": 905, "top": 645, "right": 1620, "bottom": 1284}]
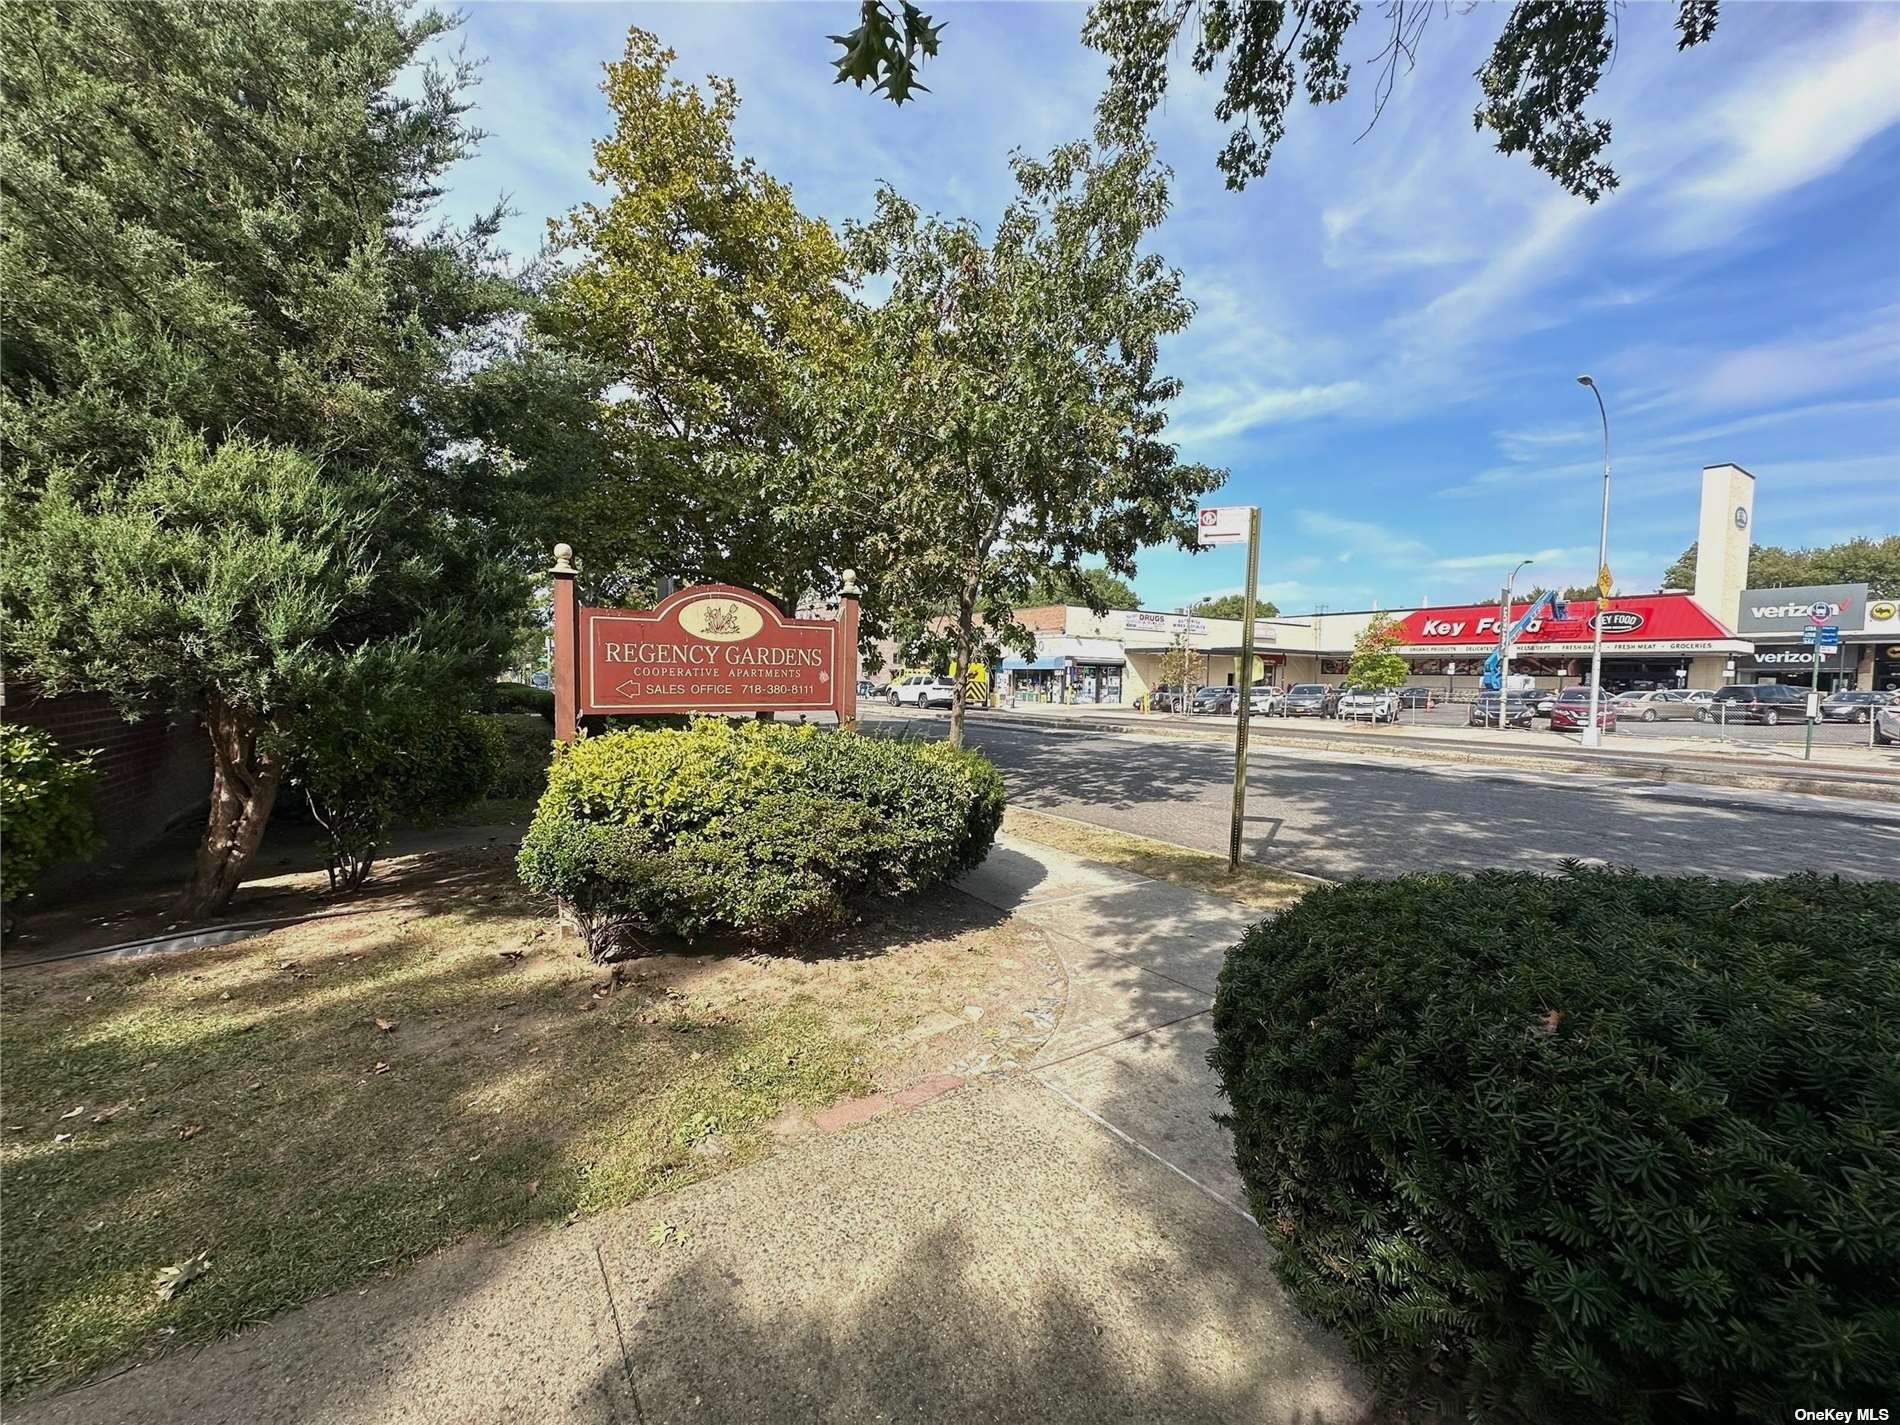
[{"left": 999, "top": 463, "right": 1898, "bottom": 705}]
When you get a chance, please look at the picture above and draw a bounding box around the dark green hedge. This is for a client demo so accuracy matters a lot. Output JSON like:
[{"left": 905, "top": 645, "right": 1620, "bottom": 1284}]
[
  {"left": 516, "top": 721, "right": 1003, "bottom": 951},
  {"left": 480, "top": 680, "right": 554, "bottom": 719},
  {"left": 1211, "top": 866, "right": 1900, "bottom": 1423}
]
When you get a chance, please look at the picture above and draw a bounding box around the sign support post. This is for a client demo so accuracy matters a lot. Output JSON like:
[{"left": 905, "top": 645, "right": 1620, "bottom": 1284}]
[
  {"left": 1229, "top": 508, "right": 1261, "bottom": 872},
  {"left": 551, "top": 543, "right": 579, "bottom": 744},
  {"left": 1802, "top": 602, "right": 1834, "bottom": 761},
  {"left": 837, "top": 569, "right": 862, "bottom": 730}
]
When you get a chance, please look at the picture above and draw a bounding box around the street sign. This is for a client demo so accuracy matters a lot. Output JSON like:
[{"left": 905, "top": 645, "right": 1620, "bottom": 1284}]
[
  {"left": 1197, "top": 506, "right": 1250, "bottom": 546},
  {"left": 1808, "top": 602, "right": 1833, "bottom": 626},
  {"left": 1801, "top": 625, "right": 1840, "bottom": 646},
  {"left": 529, "top": 671, "right": 552, "bottom": 690},
  {"left": 1596, "top": 565, "right": 1614, "bottom": 597}
]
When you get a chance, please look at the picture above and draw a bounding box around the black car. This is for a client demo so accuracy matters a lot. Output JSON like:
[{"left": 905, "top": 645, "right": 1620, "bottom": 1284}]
[
  {"left": 1468, "top": 691, "right": 1539, "bottom": 728},
  {"left": 1818, "top": 690, "right": 1891, "bottom": 724},
  {"left": 1190, "top": 685, "right": 1238, "bottom": 715},
  {"left": 1396, "top": 686, "right": 1436, "bottom": 708},
  {"left": 1147, "top": 684, "right": 1189, "bottom": 713},
  {"left": 1710, "top": 683, "right": 1813, "bottom": 726},
  {"left": 1283, "top": 683, "right": 1338, "bottom": 717}
]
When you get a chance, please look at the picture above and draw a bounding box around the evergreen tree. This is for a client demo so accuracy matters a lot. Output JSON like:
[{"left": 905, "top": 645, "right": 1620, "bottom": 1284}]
[{"left": 2, "top": 1, "right": 540, "bottom": 915}]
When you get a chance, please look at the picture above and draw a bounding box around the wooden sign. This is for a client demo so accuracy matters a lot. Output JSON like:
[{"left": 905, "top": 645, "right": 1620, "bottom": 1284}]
[{"left": 547, "top": 547, "right": 859, "bottom": 740}]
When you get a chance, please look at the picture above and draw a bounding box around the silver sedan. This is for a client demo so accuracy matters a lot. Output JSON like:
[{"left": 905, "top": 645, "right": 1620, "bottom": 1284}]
[{"left": 1612, "top": 690, "right": 1709, "bottom": 723}]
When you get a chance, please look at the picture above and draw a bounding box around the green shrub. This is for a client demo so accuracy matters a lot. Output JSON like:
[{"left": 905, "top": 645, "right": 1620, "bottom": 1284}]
[
  {"left": 290, "top": 705, "right": 501, "bottom": 890},
  {"left": 1211, "top": 867, "right": 1900, "bottom": 1423},
  {"left": 480, "top": 681, "right": 554, "bottom": 720},
  {"left": 0, "top": 724, "right": 98, "bottom": 911},
  {"left": 479, "top": 713, "right": 556, "bottom": 801},
  {"left": 517, "top": 720, "right": 1003, "bottom": 952}
]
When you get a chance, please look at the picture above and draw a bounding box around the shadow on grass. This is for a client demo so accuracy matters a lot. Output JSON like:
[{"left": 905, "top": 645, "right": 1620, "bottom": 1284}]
[{"left": 0, "top": 843, "right": 1020, "bottom": 1402}]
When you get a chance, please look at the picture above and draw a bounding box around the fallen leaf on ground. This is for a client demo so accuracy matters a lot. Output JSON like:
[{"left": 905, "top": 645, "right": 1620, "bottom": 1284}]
[
  {"left": 90, "top": 1106, "right": 121, "bottom": 1124},
  {"left": 178, "top": 1124, "right": 202, "bottom": 1141},
  {"left": 154, "top": 1252, "right": 212, "bottom": 1302},
  {"left": 374, "top": 1018, "right": 397, "bottom": 1033},
  {"left": 371, "top": 1062, "right": 390, "bottom": 1075},
  {"left": 54, "top": 1133, "right": 73, "bottom": 1144},
  {"left": 59, "top": 1106, "right": 86, "bottom": 1120}
]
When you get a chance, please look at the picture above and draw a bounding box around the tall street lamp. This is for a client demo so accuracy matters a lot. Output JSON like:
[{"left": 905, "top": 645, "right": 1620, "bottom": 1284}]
[
  {"left": 1577, "top": 375, "right": 1611, "bottom": 749},
  {"left": 1498, "top": 557, "right": 1534, "bottom": 729}
]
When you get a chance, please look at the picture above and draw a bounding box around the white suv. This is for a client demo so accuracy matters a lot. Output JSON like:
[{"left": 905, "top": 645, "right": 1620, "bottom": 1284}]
[{"left": 888, "top": 674, "right": 956, "bottom": 709}]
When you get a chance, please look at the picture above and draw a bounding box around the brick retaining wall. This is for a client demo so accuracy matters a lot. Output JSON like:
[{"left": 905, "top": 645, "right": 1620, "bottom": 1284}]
[{"left": 2, "top": 685, "right": 210, "bottom": 865}]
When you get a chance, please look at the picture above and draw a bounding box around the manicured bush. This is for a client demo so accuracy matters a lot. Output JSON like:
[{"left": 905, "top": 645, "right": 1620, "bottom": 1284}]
[
  {"left": 1212, "top": 866, "right": 1900, "bottom": 1424},
  {"left": 517, "top": 720, "right": 1003, "bottom": 952},
  {"left": 0, "top": 724, "right": 98, "bottom": 913},
  {"left": 478, "top": 713, "right": 556, "bottom": 801},
  {"left": 480, "top": 681, "right": 555, "bottom": 720}
]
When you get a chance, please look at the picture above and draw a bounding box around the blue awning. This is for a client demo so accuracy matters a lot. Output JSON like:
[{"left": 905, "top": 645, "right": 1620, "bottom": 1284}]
[{"left": 999, "top": 657, "right": 1065, "bottom": 671}]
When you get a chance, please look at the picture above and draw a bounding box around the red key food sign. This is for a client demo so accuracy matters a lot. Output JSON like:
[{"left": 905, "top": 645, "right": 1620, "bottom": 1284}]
[{"left": 548, "top": 548, "right": 859, "bottom": 740}]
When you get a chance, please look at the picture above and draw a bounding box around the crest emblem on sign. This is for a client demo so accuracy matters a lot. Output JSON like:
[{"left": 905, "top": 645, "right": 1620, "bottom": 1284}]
[{"left": 700, "top": 603, "right": 741, "bottom": 636}]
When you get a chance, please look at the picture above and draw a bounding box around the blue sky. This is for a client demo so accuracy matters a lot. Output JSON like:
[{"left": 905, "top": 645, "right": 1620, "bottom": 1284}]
[{"left": 428, "top": 1, "right": 1900, "bottom": 614}]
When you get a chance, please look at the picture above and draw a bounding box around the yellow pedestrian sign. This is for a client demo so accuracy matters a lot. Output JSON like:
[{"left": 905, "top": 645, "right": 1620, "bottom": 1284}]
[{"left": 1596, "top": 565, "right": 1614, "bottom": 597}]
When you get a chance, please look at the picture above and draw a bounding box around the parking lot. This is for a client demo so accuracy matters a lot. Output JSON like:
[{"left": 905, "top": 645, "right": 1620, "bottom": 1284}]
[{"left": 1279, "top": 700, "right": 1884, "bottom": 748}]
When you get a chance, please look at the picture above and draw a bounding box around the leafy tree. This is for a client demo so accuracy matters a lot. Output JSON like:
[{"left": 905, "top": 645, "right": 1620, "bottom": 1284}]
[
  {"left": 540, "top": 30, "right": 862, "bottom": 612},
  {"left": 1155, "top": 638, "right": 1207, "bottom": 703},
  {"left": 842, "top": 140, "right": 1224, "bottom": 746},
  {"left": 1191, "top": 591, "right": 1281, "bottom": 619},
  {"left": 2, "top": 2, "right": 536, "bottom": 915},
  {"left": 1027, "top": 567, "right": 1142, "bottom": 610},
  {"left": 1344, "top": 611, "right": 1408, "bottom": 693},
  {"left": 1662, "top": 536, "right": 1900, "bottom": 598},
  {"left": 1560, "top": 583, "right": 1602, "bottom": 602},
  {"left": 1084, "top": 0, "right": 1720, "bottom": 201},
  {"left": 829, "top": 0, "right": 945, "bottom": 104}
]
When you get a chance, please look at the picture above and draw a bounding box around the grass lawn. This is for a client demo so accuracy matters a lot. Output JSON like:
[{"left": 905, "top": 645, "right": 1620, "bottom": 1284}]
[
  {"left": 1002, "top": 808, "right": 1315, "bottom": 912},
  {"left": 0, "top": 842, "right": 1052, "bottom": 1399}
]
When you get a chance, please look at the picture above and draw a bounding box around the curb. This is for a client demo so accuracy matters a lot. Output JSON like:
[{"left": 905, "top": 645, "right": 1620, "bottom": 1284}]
[{"left": 898, "top": 708, "right": 1900, "bottom": 806}]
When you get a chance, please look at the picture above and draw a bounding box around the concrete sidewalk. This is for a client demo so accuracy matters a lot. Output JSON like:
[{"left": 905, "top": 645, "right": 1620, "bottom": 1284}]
[
  {"left": 955, "top": 837, "right": 1262, "bottom": 1215},
  {"left": 12, "top": 838, "right": 1365, "bottom": 1425}
]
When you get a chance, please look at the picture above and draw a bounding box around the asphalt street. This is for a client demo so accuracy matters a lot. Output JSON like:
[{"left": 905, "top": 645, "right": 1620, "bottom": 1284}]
[{"left": 868, "top": 711, "right": 1900, "bottom": 882}]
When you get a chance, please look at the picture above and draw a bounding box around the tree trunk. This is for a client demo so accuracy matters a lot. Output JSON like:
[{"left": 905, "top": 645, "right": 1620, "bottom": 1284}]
[{"left": 176, "top": 694, "right": 284, "bottom": 919}]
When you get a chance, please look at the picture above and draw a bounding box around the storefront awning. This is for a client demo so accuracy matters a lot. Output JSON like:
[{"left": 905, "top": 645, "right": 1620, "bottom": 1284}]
[
  {"left": 998, "top": 656, "right": 1064, "bottom": 671},
  {"left": 1038, "top": 637, "right": 1126, "bottom": 665}
]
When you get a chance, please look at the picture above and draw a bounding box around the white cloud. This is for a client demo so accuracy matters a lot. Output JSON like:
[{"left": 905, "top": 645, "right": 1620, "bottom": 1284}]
[
  {"left": 1169, "top": 381, "right": 1366, "bottom": 445},
  {"left": 1293, "top": 510, "right": 1431, "bottom": 562},
  {"left": 1688, "top": 310, "right": 1900, "bottom": 410},
  {"left": 1676, "top": 9, "right": 1900, "bottom": 217}
]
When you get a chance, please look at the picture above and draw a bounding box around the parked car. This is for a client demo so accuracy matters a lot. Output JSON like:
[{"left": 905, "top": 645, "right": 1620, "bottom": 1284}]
[
  {"left": 1283, "top": 683, "right": 1338, "bottom": 717},
  {"left": 1468, "top": 691, "right": 1539, "bottom": 728},
  {"left": 1248, "top": 685, "right": 1286, "bottom": 716},
  {"left": 1148, "top": 684, "right": 1189, "bottom": 713},
  {"left": 1819, "top": 690, "right": 1892, "bottom": 724},
  {"left": 1613, "top": 689, "right": 1706, "bottom": 723},
  {"left": 1530, "top": 689, "right": 1558, "bottom": 718},
  {"left": 888, "top": 673, "right": 956, "bottom": 709},
  {"left": 1875, "top": 702, "right": 1900, "bottom": 746},
  {"left": 1396, "top": 686, "right": 1436, "bottom": 709},
  {"left": 1550, "top": 686, "right": 1617, "bottom": 732},
  {"left": 1710, "top": 683, "right": 1814, "bottom": 726},
  {"left": 1337, "top": 688, "right": 1400, "bottom": 723},
  {"left": 855, "top": 679, "right": 882, "bottom": 699},
  {"left": 1190, "top": 685, "right": 1239, "bottom": 715}
]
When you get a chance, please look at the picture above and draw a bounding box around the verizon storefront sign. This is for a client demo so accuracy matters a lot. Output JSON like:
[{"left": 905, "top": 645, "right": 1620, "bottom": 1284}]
[
  {"left": 1390, "top": 594, "right": 1744, "bottom": 656},
  {"left": 582, "top": 586, "right": 840, "bottom": 714}
]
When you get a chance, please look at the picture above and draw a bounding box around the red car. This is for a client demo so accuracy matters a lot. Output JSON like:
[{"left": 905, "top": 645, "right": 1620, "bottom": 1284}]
[{"left": 1549, "top": 687, "right": 1617, "bottom": 733}]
